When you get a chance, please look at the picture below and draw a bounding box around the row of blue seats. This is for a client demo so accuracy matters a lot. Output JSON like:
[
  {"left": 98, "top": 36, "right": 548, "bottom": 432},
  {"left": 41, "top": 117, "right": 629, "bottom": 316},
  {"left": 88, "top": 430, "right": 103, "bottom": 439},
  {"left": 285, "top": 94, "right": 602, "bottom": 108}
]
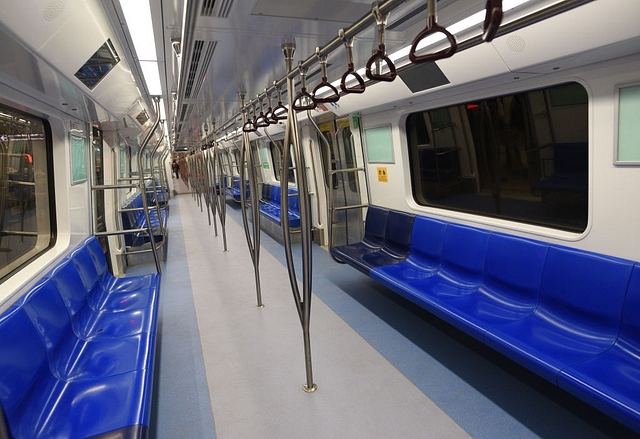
[
  {"left": 0, "top": 236, "right": 160, "bottom": 438},
  {"left": 260, "top": 183, "right": 301, "bottom": 228},
  {"left": 331, "top": 206, "right": 640, "bottom": 433},
  {"left": 121, "top": 191, "right": 167, "bottom": 247},
  {"left": 225, "top": 176, "right": 250, "bottom": 202}
]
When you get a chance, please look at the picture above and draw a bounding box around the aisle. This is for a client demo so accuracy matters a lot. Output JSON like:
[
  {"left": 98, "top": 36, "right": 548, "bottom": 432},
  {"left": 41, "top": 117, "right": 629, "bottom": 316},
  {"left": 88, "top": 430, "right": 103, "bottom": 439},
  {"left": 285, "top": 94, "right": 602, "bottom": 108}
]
[{"left": 175, "top": 182, "right": 471, "bottom": 439}]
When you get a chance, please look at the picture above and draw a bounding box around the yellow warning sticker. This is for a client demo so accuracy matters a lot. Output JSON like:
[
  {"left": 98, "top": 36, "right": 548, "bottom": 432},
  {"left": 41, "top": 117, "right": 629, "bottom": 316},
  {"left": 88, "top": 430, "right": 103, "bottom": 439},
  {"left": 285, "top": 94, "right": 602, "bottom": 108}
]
[{"left": 377, "top": 167, "right": 388, "bottom": 183}]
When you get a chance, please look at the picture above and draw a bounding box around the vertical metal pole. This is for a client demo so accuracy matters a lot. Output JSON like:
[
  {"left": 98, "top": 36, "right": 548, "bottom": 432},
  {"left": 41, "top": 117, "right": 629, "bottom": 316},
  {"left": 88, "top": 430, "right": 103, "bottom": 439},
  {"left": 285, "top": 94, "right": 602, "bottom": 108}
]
[
  {"left": 137, "top": 96, "right": 162, "bottom": 274},
  {"left": 212, "top": 124, "right": 228, "bottom": 251},
  {"left": 238, "top": 91, "right": 264, "bottom": 308},
  {"left": 282, "top": 41, "right": 317, "bottom": 393}
]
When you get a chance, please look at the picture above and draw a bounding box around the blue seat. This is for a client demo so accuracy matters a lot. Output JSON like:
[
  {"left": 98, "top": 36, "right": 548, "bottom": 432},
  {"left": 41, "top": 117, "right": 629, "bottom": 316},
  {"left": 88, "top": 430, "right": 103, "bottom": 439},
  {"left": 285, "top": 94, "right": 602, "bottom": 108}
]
[
  {"left": 484, "top": 246, "right": 634, "bottom": 384},
  {"left": 71, "top": 239, "right": 158, "bottom": 311},
  {"left": 21, "top": 279, "right": 152, "bottom": 381},
  {"left": 331, "top": 206, "right": 390, "bottom": 271},
  {"left": 259, "top": 183, "right": 301, "bottom": 228},
  {"left": 332, "top": 208, "right": 414, "bottom": 275},
  {"left": 0, "top": 237, "right": 159, "bottom": 439},
  {"left": 428, "top": 233, "right": 549, "bottom": 341},
  {"left": 558, "top": 264, "right": 640, "bottom": 432}
]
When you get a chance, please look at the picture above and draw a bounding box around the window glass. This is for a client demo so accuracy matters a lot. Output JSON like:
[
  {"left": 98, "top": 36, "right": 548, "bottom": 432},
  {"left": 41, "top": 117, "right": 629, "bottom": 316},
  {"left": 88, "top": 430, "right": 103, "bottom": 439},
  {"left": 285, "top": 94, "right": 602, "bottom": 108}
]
[
  {"left": 407, "top": 82, "right": 588, "bottom": 232},
  {"left": 0, "top": 104, "right": 55, "bottom": 282}
]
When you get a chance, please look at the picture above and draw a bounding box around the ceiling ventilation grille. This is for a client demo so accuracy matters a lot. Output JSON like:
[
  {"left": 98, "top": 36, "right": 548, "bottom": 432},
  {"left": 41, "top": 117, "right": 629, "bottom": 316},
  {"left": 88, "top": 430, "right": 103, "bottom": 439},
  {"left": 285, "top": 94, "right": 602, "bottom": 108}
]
[
  {"left": 184, "top": 40, "right": 217, "bottom": 99},
  {"left": 184, "top": 40, "right": 204, "bottom": 99},
  {"left": 192, "top": 41, "right": 217, "bottom": 99},
  {"left": 201, "top": 0, "right": 234, "bottom": 17},
  {"left": 179, "top": 104, "right": 193, "bottom": 122}
]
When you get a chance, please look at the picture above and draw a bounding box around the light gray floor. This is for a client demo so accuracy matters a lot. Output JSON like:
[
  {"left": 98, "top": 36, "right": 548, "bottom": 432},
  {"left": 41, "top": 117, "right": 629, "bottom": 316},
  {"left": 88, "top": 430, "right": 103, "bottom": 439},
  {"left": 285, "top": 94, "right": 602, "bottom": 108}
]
[{"left": 176, "top": 188, "right": 471, "bottom": 439}]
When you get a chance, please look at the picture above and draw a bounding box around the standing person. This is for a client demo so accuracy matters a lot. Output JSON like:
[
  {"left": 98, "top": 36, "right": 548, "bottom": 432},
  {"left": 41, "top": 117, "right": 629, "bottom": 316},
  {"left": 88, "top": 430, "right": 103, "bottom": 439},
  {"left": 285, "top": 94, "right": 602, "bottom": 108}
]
[{"left": 172, "top": 160, "right": 180, "bottom": 179}]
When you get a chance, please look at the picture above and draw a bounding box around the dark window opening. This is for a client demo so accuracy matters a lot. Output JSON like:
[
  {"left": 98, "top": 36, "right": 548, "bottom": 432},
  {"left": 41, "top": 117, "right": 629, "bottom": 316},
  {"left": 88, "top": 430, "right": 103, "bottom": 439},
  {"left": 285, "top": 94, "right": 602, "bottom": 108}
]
[{"left": 407, "top": 82, "right": 588, "bottom": 232}]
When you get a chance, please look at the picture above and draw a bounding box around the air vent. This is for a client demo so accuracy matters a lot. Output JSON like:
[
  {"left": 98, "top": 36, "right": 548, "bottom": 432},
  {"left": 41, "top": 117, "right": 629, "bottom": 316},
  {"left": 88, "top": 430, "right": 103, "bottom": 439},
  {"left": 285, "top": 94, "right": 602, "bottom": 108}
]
[
  {"left": 184, "top": 40, "right": 217, "bottom": 99},
  {"left": 179, "top": 104, "right": 193, "bottom": 122},
  {"left": 74, "top": 39, "right": 120, "bottom": 90},
  {"left": 136, "top": 110, "right": 149, "bottom": 125},
  {"left": 202, "top": 0, "right": 234, "bottom": 17}
]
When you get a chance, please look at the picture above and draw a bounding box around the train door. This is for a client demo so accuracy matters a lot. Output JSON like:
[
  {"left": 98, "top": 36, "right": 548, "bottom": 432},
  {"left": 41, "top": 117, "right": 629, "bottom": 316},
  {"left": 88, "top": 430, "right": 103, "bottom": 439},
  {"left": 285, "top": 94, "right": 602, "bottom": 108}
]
[{"left": 317, "top": 115, "right": 366, "bottom": 246}]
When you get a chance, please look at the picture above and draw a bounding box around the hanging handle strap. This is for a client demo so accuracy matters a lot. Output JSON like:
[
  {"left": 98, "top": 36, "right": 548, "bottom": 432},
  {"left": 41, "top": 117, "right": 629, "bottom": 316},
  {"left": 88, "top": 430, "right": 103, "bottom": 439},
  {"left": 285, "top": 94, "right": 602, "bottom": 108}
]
[
  {"left": 339, "top": 29, "right": 365, "bottom": 94},
  {"left": 242, "top": 101, "right": 257, "bottom": 132},
  {"left": 408, "top": 0, "right": 457, "bottom": 64},
  {"left": 271, "top": 83, "right": 287, "bottom": 121},
  {"left": 264, "top": 88, "right": 274, "bottom": 121},
  {"left": 254, "top": 97, "right": 270, "bottom": 128},
  {"left": 292, "top": 62, "right": 317, "bottom": 111},
  {"left": 365, "top": 5, "right": 396, "bottom": 82},
  {"left": 312, "top": 48, "right": 340, "bottom": 104},
  {"left": 482, "top": 0, "right": 503, "bottom": 42}
]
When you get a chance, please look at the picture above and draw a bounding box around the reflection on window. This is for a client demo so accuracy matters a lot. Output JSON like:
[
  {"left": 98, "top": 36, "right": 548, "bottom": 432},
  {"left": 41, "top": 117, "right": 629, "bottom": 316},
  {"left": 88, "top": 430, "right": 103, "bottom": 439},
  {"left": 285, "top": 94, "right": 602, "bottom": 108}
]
[
  {"left": 0, "top": 104, "right": 55, "bottom": 283},
  {"left": 407, "top": 82, "right": 588, "bottom": 232}
]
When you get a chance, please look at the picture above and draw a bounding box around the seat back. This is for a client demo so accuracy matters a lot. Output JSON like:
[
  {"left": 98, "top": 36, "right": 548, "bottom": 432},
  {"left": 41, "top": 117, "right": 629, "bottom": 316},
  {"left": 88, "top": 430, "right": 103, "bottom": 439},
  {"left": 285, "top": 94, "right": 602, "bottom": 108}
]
[
  {"left": 440, "top": 224, "right": 490, "bottom": 283},
  {"left": 361, "top": 206, "right": 389, "bottom": 248},
  {"left": 382, "top": 211, "right": 415, "bottom": 257},
  {"left": 482, "top": 233, "right": 549, "bottom": 304},
  {"left": 612, "top": 264, "right": 640, "bottom": 352},
  {"left": 50, "top": 259, "right": 90, "bottom": 317},
  {"left": 0, "top": 307, "right": 48, "bottom": 417},
  {"left": 539, "top": 247, "right": 633, "bottom": 338},
  {"left": 407, "top": 216, "right": 447, "bottom": 268}
]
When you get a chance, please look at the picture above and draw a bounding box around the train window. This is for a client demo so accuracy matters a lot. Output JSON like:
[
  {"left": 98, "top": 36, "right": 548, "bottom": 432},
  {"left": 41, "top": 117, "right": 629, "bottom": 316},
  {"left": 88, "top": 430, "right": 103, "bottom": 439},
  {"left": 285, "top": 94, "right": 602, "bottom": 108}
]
[
  {"left": 0, "top": 104, "right": 55, "bottom": 283},
  {"left": 407, "top": 82, "right": 588, "bottom": 232}
]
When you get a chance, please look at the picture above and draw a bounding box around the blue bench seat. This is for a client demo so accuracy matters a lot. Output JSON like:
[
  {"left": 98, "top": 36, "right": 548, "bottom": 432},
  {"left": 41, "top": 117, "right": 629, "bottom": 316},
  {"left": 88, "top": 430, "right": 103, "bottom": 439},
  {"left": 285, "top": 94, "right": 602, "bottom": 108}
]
[
  {"left": 226, "top": 177, "right": 250, "bottom": 202},
  {"left": 0, "top": 236, "right": 160, "bottom": 439},
  {"left": 338, "top": 206, "right": 640, "bottom": 432},
  {"left": 331, "top": 208, "right": 415, "bottom": 275},
  {"left": 558, "top": 265, "right": 640, "bottom": 432},
  {"left": 121, "top": 191, "right": 167, "bottom": 247},
  {"left": 259, "top": 183, "right": 301, "bottom": 228}
]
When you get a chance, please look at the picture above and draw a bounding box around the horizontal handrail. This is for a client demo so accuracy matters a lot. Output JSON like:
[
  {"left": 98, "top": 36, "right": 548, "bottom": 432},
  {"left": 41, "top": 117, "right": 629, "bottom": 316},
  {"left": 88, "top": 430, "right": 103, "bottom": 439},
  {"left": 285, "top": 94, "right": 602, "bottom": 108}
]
[
  {"left": 332, "top": 203, "right": 369, "bottom": 212},
  {"left": 329, "top": 166, "right": 365, "bottom": 175}
]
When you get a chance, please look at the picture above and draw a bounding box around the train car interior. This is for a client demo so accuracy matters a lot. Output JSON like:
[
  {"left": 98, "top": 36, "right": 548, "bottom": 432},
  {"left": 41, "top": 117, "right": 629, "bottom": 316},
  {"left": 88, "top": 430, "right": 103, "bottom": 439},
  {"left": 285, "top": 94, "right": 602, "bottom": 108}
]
[{"left": 1, "top": 0, "right": 640, "bottom": 438}]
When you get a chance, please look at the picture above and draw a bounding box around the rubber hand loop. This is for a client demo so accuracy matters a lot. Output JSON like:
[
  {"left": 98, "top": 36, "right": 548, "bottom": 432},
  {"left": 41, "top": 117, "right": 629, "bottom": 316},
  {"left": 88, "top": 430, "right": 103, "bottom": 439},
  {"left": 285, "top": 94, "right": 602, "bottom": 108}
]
[
  {"left": 482, "top": 0, "right": 503, "bottom": 42},
  {"left": 408, "top": 16, "right": 458, "bottom": 64}
]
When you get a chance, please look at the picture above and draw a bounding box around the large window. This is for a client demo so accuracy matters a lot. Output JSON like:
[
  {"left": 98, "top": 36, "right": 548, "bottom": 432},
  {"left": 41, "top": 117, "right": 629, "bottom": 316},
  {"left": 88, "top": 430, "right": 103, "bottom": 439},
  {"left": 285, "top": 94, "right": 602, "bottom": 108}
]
[
  {"left": 407, "top": 82, "right": 588, "bottom": 232},
  {"left": 0, "top": 104, "right": 55, "bottom": 282}
]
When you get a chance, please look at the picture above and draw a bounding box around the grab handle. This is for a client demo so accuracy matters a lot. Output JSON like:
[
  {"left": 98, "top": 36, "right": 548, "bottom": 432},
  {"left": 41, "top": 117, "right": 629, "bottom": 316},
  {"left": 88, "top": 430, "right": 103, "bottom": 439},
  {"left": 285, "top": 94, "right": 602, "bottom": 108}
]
[
  {"left": 242, "top": 101, "right": 257, "bottom": 132},
  {"left": 292, "top": 62, "right": 317, "bottom": 111},
  {"left": 408, "top": 0, "right": 457, "bottom": 64},
  {"left": 271, "top": 83, "right": 287, "bottom": 122},
  {"left": 365, "top": 5, "right": 396, "bottom": 82},
  {"left": 482, "top": 0, "right": 503, "bottom": 42},
  {"left": 339, "top": 29, "right": 365, "bottom": 94},
  {"left": 312, "top": 48, "right": 340, "bottom": 104},
  {"left": 254, "top": 97, "right": 270, "bottom": 128}
]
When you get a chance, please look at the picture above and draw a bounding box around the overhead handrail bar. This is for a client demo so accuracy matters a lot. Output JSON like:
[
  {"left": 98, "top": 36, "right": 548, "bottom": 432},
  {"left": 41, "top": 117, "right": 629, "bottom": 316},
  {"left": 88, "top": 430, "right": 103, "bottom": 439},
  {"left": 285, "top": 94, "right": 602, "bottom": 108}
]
[
  {"left": 281, "top": 41, "right": 317, "bottom": 393},
  {"left": 238, "top": 90, "right": 264, "bottom": 308},
  {"left": 365, "top": 4, "right": 396, "bottom": 82},
  {"left": 409, "top": 0, "right": 458, "bottom": 64},
  {"left": 214, "top": 0, "right": 593, "bottom": 136},
  {"left": 311, "top": 47, "right": 340, "bottom": 104},
  {"left": 271, "top": 83, "right": 288, "bottom": 122},
  {"left": 483, "top": 0, "right": 503, "bottom": 42},
  {"left": 338, "top": 29, "right": 365, "bottom": 94},
  {"left": 292, "top": 62, "right": 316, "bottom": 111}
]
